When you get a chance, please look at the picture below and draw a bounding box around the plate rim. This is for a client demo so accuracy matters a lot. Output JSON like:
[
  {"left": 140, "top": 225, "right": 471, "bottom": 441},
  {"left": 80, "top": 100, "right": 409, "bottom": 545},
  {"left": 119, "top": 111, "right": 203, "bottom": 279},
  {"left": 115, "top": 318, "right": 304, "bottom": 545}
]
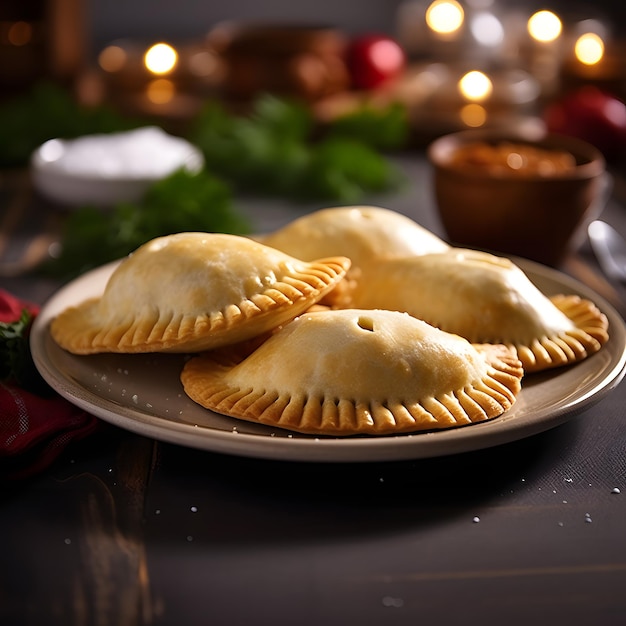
[{"left": 30, "top": 257, "right": 626, "bottom": 463}]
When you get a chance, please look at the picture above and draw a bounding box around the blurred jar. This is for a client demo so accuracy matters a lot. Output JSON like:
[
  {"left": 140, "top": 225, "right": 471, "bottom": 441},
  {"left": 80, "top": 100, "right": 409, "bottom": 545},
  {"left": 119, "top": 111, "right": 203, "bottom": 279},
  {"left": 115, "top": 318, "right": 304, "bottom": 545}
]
[{"left": 208, "top": 22, "right": 350, "bottom": 102}]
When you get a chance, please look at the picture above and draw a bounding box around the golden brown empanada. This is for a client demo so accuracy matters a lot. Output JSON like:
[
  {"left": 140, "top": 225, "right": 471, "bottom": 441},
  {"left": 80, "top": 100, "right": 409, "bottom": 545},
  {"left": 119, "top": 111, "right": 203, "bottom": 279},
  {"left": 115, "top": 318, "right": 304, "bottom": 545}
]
[
  {"left": 255, "top": 205, "right": 449, "bottom": 264},
  {"left": 181, "top": 309, "right": 524, "bottom": 436},
  {"left": 50, "top": 232, "right": 350, "bottom": 354},
  {"left": 348, "top": 249, "right": 609, "bottom": 372}
]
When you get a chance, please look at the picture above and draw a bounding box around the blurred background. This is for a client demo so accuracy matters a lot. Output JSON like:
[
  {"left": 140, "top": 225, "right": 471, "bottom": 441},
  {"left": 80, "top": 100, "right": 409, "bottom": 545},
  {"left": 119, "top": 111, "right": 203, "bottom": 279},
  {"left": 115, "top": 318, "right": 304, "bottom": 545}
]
[
  {"left": 1, "top": 0, "right": 625, "bottom": 279},
  {"left": 1, "top": 0, "right": 624, "bottom": 188},
  {"left": 2, "top": 0, "right": 625, "bottom": 121},
  {"left": 1, "top": 0, "right": 625, "bottom": 191},
  {"left": 86, "top": 0, "right": 626, "bottom": 48}
]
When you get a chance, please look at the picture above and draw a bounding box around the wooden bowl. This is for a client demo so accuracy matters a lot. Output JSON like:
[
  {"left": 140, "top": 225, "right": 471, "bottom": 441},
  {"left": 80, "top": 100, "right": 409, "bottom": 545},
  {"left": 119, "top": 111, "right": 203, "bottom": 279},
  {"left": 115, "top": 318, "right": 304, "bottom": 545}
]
[{"left": 427, "top": 129, "right": 607, "bottom": 267}]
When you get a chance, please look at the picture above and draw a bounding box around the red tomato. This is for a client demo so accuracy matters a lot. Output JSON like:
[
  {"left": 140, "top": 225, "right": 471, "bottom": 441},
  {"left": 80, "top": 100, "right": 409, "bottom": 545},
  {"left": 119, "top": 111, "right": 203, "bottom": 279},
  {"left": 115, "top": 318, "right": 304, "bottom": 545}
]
[
  {"left": 544, "top": 86, "right": 626, "bottom": 160},
  {"left": 345, "top": 35, "right": 406, "bottom": 90}
]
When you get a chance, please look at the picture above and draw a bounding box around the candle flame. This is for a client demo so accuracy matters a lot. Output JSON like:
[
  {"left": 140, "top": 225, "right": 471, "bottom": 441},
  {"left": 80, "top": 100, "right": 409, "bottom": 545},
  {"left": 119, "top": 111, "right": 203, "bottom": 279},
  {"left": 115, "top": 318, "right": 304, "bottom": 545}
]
[
  {"left": 144, "top": 43, "right": 178, "bottom": 75},
  {"left": 575, "top": 33, "right": 604, "bottom": 65},
  {"left": 426, "top": 0, "right": 464, "bottom": 35},
  {"left": 527, "top": 11, "right": 562, "bottom": 43},
  {"left": 458, "top": 71, "right": 492, "bottom": 102}
]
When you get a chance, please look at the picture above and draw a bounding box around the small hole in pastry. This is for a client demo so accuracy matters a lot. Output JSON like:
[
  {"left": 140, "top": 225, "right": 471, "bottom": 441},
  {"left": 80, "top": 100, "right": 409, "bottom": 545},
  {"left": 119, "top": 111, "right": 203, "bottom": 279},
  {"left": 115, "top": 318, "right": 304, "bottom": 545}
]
[{"left": 357, "top": 315, "right": 375, "bottom": 332}]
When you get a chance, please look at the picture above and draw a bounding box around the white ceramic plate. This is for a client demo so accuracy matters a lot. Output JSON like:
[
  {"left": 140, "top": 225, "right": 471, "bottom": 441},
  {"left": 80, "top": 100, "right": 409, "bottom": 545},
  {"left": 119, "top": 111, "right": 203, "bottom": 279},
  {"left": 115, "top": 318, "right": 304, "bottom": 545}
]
[{"left": 31, "top": 258, "right": 626, "bottom": 462}]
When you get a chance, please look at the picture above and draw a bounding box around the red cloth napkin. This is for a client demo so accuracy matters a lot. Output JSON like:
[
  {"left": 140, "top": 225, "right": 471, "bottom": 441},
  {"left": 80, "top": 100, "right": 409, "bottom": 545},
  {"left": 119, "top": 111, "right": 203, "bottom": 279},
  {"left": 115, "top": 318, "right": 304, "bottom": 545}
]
[{"left": 1, "top": 289, "right": 100, "bottom": 480}]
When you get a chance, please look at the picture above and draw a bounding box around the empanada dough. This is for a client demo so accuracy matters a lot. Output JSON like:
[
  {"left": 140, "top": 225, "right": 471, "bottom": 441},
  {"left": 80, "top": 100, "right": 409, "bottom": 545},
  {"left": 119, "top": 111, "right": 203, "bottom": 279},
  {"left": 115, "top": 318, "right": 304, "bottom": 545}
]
[
  {"left": 348, "top": 249, "right": 609, "bottom": 372},
  {"left": 50, "top": 232, "right": 350, "bottom": 354},
  {"left": 181, "top": 309, "right": 523, "bottom": 435},
  {"left": 256, "top": 205, "right": 449, "bottom": 264}
]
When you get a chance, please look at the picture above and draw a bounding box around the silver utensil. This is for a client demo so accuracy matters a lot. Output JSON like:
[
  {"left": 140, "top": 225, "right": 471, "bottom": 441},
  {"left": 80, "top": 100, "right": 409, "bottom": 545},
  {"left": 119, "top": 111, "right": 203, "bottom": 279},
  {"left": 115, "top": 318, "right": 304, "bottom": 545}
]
[{"left": 588, "top": 220, "right": 626, "bottom": 284}]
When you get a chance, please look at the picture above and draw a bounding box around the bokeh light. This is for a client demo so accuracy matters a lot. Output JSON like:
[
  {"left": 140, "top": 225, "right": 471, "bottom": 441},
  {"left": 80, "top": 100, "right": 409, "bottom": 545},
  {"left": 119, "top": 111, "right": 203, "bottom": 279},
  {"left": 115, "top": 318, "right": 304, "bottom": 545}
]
[
  {"left": 144, "top": 43, "right": 178, "bottom": 75},
  {"left": 527, "top": 10, "right": 562, "bottom": 43},
  {"left": 7, "top": 21, "right": 32, "bottom": 46},
  {"left": 574, "top": 33, "right": 605, "bottom": 65},
  {"left": 458, "top": 70, "right": 493, "bottom": 101},
  {"left": 470, "top": 12, "right": 504, "bottom": 47},
  {"left": 146, "top": 78, "right": 176, "bottom": 103},
  {"left": 426, "top": 0, "right": 465, "bottom": 35},
  {"left": 98, "top": 45, "right": 128, "bottom": 72},
  {"left": 460, "top": 103, "right": 487, "bottom": 127}
]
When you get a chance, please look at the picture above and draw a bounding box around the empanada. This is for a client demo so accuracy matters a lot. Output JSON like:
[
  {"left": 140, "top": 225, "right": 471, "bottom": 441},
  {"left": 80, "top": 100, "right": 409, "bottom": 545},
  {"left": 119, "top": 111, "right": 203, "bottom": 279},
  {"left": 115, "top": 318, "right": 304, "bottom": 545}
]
[
  {"left": 255, "top": 205, "right": 449, "bottom": 264},
  {"left": 50, "top": 232, "right": 350, "bottom": 354},
  {"left": 181, "top": 309, "right": 524, "bottom": 436},
  {"left": 348, "top": 249, "right": 609, "bottom": 372}
]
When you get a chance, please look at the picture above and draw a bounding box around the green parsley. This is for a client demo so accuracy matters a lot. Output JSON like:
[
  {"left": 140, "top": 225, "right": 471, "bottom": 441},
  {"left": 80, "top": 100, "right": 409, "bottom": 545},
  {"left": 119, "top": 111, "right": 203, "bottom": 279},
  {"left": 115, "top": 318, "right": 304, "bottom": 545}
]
[
  {"left": 188, "top": 94, "right": 409, "bottom": 202},
  {"left": 0, "top": 309, "right": 33, "bottom": 385}
]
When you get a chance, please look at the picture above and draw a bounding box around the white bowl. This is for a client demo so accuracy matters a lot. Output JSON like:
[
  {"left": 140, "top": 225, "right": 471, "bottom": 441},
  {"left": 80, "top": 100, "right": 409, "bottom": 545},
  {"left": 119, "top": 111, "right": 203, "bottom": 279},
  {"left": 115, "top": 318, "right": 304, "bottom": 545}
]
[{"left": 31, "top": 127, "right": 204, "bottom": 208}]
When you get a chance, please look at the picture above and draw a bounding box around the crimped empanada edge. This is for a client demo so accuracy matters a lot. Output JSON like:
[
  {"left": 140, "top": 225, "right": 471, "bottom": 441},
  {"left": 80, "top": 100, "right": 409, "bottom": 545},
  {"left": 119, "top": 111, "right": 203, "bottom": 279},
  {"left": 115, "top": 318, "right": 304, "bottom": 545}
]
[
  {"left": 50, "top": 256, "right": 351, "bottom": 355},
  {"left": 513, "top": 294, "right": 609, "bottom": 373},
  {"left": 180, "top": 343, "right": 524, "bottom": 436}
]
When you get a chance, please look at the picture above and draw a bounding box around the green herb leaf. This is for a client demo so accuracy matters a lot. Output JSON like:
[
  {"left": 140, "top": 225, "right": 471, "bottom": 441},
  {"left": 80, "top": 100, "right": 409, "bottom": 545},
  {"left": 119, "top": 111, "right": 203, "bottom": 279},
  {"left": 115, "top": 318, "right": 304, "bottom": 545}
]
[
  {"left": 0, "top": 309, "right": 31, "bottom": 382},
  {"left": 189, "top": 96, "right": 311, "bottom": 195},
  {"left": 189, "top": 93, "right": 408, "bottom": 202},
  {"left": 301, "top": 137, "right": 406, "bottom": 203},
  {"left": 325, "top": 101, "right": 410, "bottom": 150},
  {"left": 1, "top": 309, "right": 52, "bottom": 394}
]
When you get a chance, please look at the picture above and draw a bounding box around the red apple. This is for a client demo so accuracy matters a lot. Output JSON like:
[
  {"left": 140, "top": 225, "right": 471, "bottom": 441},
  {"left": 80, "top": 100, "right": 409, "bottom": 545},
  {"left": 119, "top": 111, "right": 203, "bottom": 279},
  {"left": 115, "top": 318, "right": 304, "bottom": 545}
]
[
  {"left": 544, "top": 86, "right": 626, "bottom": 160},
  {"left": 345, "top": 34, "right": 406, "bottom": 90}
]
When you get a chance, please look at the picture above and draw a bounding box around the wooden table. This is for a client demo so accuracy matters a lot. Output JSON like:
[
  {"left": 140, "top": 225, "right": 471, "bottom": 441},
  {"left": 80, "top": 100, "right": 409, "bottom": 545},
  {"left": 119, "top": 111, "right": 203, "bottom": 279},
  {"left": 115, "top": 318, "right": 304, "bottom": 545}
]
[{"left": 2, "top": 155, "right": 626, "bottom": 626}]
